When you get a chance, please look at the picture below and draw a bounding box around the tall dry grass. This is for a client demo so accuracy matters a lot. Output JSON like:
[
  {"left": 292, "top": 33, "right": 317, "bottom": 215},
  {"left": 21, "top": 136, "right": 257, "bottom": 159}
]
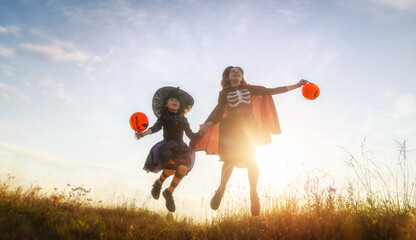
[{"left": 1, "top": 140, "right": 415, "bottom": 239}]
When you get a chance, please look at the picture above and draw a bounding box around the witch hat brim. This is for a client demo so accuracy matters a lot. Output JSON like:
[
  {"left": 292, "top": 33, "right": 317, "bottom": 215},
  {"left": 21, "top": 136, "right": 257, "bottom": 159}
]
[{"left": 152, "top": 86, "right": 194, "bottom": 118}]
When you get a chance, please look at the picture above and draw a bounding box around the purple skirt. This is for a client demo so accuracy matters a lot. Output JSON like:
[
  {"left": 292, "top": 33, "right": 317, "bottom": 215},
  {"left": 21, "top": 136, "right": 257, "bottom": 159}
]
[{"left": 143, "top": 140, "right": 195, "bottom": 173}]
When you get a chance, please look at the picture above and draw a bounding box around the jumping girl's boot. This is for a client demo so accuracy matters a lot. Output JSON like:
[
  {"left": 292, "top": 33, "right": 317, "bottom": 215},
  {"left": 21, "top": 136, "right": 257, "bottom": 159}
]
[
  {"left": 162, "top": 189, "right": 176, "bottom": 212},
  {"left": 151, "top": 180, "right": 162, "bottom": 200},
  {"left": 250, "top": 191, "right": 260, "bottom": 216},
  {"left": 210, "top": 190, "right": 224, "bottom": 210}
]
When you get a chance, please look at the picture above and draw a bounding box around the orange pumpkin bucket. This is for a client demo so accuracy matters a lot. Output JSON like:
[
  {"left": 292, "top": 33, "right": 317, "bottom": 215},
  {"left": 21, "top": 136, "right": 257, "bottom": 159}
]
[
  {"left": 129, "top": 112, "right": 149, "bottom": 132},
  {"left": 302, "top": 83, "right": 320, "bottom": 100}
]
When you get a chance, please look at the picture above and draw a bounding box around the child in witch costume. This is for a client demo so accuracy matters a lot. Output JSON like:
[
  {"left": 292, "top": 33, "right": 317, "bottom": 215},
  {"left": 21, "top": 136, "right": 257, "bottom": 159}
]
[
  {"left": 136, "top": 87, "right": 203, "bottom": 212},
  {"left": 195, "top": 66, "right": 308, "bottom": 216}
]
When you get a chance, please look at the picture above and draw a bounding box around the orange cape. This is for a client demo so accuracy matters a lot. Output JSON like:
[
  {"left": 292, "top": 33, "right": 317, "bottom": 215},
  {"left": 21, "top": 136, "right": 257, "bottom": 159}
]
[{"left": 193, "top": 86, "right": 281, "bottom": 155}]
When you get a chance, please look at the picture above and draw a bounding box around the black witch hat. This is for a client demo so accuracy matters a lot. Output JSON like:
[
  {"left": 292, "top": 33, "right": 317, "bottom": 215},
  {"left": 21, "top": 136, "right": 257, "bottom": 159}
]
[{"left": 152, "top": 86, "right": 194, "bottom": 118}]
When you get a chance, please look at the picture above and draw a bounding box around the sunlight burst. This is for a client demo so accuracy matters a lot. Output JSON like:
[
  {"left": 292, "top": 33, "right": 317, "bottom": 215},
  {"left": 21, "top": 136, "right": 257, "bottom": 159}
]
[{"left": 256, "top": 135, "right": 302, "bottom": 187}]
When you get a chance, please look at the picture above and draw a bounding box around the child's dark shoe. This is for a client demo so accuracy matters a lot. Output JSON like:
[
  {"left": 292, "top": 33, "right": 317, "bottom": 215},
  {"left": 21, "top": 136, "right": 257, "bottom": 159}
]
[
  {"left": 210, "top": 190, "right": 224, "bottom": 210},
  {"left": 162, "top": 189, "right": 176, "bottom": 212},
  {"left": 151, "top": 181, "right": 161, "bottom": 200},
  {"left": 250, "top": 192, "right": 260, "bottom": 216}
]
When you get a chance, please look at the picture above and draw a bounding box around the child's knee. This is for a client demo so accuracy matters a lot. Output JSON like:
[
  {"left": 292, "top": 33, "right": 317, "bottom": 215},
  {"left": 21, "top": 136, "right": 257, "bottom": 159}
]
[
  {"left": 165, "top": 162, "right": 177, "bottom": 170},
  {"left": 164, "top": 161, "right": 177, "bottom": 175},
  {"left": 176, "top": 164, "right": 188, "bottom": 175}
]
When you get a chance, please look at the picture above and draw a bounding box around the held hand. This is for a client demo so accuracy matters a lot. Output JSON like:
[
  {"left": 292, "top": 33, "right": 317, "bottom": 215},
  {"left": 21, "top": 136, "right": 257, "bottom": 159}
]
[
  {"left": 135, "top": 132, "right": 142, "bottom": 140},
  {"left": 298, "top": 79, "right": 309, "bottom": 87},
  {"left": 205, "top": 121, "right": 213, "bottom": 128},
  {"left": 199, "top": 124, "right": 208, "bottom": 135},
  {"left": 199, "top": 122, "right": 213, "bottom": 136},
  {"left": 199, "top": 130, "right": 206, "bottom": 136},
  {"left": 135, "top": 130, "right": 148, "bottom": 140}
]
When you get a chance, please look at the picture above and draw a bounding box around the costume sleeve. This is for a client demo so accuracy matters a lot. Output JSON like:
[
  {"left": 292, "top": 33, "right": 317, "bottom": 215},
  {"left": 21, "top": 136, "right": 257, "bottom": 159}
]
[
  {"left": 205, "top": 91, "right": 225, "bottom": 124},
  {"left": 183, "top": 117, "right": 200, "bottom": 141},
  {"left": 251, "top": 86, "right": 287, "bottom": 95},
  {"left": 149, "top": 117, "right": 163, "bottom": 133}
]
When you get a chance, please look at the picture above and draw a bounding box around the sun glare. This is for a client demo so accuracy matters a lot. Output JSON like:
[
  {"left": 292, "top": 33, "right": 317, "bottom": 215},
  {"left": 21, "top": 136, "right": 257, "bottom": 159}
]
[{"left": 256, "top": 135, "right": 302, "bottom": 187}]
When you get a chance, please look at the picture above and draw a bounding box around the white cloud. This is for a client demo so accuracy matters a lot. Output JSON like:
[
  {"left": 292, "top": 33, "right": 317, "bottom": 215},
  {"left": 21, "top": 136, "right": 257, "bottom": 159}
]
[
  {"left": 370, "top": 0, "right": 416, "bottom": 11},
  {"left": 0, "top": 45, "right": 15, "bottom": 57},
  {"left": 38, "top": 76, "right": 76, "bottom": 104},
  {"left": 0, "top": 25, "right": 21, "bottom": 36},
  {"left": 21, "top": 40, "right": 89, "bottom": 62},
  {"left": 4, "top": 71, "right": 14, "bottom": 77},
  {"left": 0, "top": 82, "right": 30, "bottom": 101},
  {"left": 1, "top": 64, "right": 15, "bottom": 77},
  {"left": 20, "top": 40, "right": 102, "bottom": 72},
  {"left": 340, "top": 0, "right": 416, "bottom": 14}
]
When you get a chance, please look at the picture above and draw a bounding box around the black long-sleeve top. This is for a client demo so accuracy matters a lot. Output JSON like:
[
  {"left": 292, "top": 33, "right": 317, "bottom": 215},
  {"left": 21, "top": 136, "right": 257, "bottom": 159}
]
[
  {"left": 205, "top": 84, "right": 286, "bottom": 124},
  {"left": 149, "top": 110, "right": 200, "bottom": 142}
]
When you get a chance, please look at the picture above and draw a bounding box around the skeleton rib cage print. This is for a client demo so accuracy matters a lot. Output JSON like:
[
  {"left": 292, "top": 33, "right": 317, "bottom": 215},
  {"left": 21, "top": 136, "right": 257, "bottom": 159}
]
[{"left": 227, "top": 89, "right": 252, "bottom": 107}]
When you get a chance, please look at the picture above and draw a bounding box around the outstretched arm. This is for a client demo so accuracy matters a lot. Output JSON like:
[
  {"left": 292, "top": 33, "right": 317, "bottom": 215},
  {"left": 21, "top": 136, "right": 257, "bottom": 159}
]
[
  {"left": 286, "top": 79, "right": 308, "bottom": 91},
  {"left": 255, "top": 79, "right": 309, "bottom": 95},
  {"left": 183, "top": 118, "right": 204, "bottom": 140}
]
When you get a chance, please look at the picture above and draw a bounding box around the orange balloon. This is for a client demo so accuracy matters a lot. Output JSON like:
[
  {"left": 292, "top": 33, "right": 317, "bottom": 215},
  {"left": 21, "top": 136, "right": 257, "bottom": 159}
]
[
  {"left": 129, "top": 112, "right": 149, "bottom": 132},
  {"left": 302, "top": 83, "right": 320, "bottom": 100}
]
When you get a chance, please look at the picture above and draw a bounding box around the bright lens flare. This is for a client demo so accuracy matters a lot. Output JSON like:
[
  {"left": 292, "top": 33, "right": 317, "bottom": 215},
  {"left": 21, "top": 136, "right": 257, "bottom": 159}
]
[{"left": 256, "top": 135, "right": 301, "bottom": 185}]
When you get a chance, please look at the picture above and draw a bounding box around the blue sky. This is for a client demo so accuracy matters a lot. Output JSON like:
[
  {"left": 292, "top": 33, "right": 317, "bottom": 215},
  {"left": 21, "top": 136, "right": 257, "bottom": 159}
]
[{"left": 1, "top": 0, "right": 416, "bottom": 217}]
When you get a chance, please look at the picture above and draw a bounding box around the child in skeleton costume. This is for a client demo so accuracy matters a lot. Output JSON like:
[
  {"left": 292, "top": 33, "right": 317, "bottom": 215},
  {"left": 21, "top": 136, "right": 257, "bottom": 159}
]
[
  {"left": 194, "top": 66, "right": 308, "bottom": 216},
  {"left": 136, "top": 87, "right": 202, "bottom": 212}
]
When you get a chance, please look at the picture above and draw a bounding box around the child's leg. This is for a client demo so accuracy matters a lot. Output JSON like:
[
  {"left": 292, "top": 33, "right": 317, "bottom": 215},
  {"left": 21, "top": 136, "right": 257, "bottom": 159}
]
[
  {"left": 247, "top": 160, "right": 258, "bottom": 194},
  {"left": 218, "top": 162, "right": 234, "bottom": 192},
  {"left": 151, "top": 159, "right": 176, "bottom": 200},
  {"left": 162, "top": 159, "right": 187, "bottom": 213},
  {"left": 157, "top": 159, "right": 177, "bottom": 185},
  {"left": 167, "top": 159, "right": 188, "bottom": 193},
  {"left": 247, "top": 160, "right": 260, "bottom": 216},
  {"left": 210, "top": 162, "right": 234, "bottom": 210}
]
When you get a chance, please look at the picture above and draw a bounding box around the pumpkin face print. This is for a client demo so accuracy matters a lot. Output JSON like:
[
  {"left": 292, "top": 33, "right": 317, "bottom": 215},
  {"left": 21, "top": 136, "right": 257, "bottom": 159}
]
[
  {"left": 302, "top": 83, "right": 320, "bottom": 100},
  {"left": 129, "top": 112, "right": 149, "bottom": 132}
]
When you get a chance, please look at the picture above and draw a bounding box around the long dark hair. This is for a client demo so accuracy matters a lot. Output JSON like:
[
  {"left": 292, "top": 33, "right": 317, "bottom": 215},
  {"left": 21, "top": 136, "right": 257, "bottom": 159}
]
[{"left": 220, "top": 66, "right": 247, "bottom": 89}]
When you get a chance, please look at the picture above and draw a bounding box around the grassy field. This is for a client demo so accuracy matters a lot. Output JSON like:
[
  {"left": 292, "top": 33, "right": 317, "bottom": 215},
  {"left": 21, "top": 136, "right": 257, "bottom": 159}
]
[
  {"left": 1, "top": 141, "right": 415, "bottom": 239},
  {"left": 1, "top": 174, "right": 415, "bottom": 240}
]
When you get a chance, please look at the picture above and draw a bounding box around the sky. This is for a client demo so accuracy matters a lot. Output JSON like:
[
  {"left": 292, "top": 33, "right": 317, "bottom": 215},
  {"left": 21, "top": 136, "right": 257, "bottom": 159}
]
[{"left": 1, "top": 0, "right": 416, "bottom": 218}]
